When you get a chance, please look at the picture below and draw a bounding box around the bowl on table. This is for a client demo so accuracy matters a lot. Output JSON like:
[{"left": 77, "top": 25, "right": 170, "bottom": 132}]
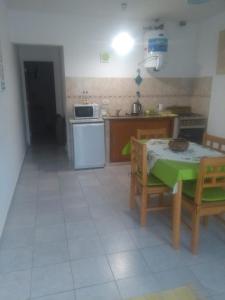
[{"left": 168, "top": 138, "right": 189, "bottom": 152}]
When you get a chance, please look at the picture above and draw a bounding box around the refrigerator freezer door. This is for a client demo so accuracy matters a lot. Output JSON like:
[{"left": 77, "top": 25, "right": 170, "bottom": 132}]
[{"left": 73, "top": 122, "right": 105, "bottom": 169}]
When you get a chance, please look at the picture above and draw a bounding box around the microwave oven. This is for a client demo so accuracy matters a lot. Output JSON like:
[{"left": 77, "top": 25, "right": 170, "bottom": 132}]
[{"left": 74, "top": 103, "right": 100, "bottom": 119}]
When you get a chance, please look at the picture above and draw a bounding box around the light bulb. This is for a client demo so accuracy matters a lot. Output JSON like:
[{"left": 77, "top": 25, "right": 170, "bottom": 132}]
[{"left": 112, "top": 32, "right": 134, "bottom": 56}]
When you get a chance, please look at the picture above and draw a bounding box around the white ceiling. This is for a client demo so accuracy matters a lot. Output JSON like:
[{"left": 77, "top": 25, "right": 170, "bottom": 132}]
[{"left": 6, "top": 0, "right": 225, "bottom": 22}]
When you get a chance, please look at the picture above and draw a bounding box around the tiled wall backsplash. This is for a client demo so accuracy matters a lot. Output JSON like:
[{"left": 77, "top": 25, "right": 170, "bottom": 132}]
[
  {"left": 66, "top": 77, "right": 212, "bottom": 118},
  {"left": 191, "top": 77, "right": 212, "bottom": 117}
]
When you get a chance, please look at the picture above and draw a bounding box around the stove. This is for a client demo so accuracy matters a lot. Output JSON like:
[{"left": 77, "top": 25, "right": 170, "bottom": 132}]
[
  {"left": 178, "top": 113, "right": 207, "bottom": 129},
  {"left": 178, "top": 112, "right": 202, "bottom": 117},
  {"left": 167, "top": 106, "right": 207, "bottom": 143}
]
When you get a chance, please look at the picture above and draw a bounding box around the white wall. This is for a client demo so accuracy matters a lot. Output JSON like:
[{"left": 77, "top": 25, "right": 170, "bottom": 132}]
[
  {"left": 197, "top": 12, "right": 225, "bottom": 137},
  {"left": 8, "top": 10, "right": 199, "bottom": 78},
  {"left": 0, "top": 0, "right": 26, "bottom": 236}
]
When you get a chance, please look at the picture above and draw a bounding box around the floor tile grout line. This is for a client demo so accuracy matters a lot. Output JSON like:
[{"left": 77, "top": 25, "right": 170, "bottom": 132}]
[
  {"left": 58, "top": 168, "right": 77, "bottom": 292},
  {"left": 30, "top": 152, "right": 66, "bottom": 298},
  {"left": 2, "top": 147, "right": 225, "bottom": 300},
  {"left": 30, "top": 280, "right": 124, "bottom": 300},
  {"left": 67, "top": 167, "right": 156, "bottom": 290},
  {"left": 114, "top": 280, "right": 124, "bottom": 300},
  {"left": 74, "top": 172, "right": 117, "bottom": 291},
  {"left": 75, "top": 279, "right": 120, "bottom": 294},
  {"left": 2, "top": 244, "right": 210, "bottom": 277},
  {"left": 30, "top": 288, "right": 75, "bottom": 300},
  {"left": 68, "top": 170, "right": 125, "bottom": 298},
  {"left": 29, "top": 160, "right": 43, "bottom": 300}
]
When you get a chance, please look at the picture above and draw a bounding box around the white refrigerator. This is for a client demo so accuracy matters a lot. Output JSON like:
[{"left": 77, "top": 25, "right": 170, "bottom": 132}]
[{"left": 72, "top": 120, "right": 105, "bottom": 169}]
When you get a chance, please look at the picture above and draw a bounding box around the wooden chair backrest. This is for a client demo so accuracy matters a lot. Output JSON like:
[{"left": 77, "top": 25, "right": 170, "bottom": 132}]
[
  {"left": 195, "top": 156, "right": 225, "bottom": 205},
  {"left": 130, "top": 137, "right": 148, "bottom": 185},
  {"left": 203, "top": 133, "right": 225, "bottom": 153},
  {"left": 137, "top": 128, "right": 168, "bottom": 140}
]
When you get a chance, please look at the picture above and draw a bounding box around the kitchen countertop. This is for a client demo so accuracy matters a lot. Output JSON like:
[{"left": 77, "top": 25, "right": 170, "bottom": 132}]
[
  {"left": 103, "top": 113, "right": 177, "bottom": 120},
  {"left": 69, "top": 118, "right": 104, "bottom": 124}
]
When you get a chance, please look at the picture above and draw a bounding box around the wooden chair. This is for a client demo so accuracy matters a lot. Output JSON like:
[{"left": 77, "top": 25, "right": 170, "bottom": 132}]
[
  {"left": 202, "top": 133, "right": 225, "bottom": 226},
  {"left": 135, "top": 128, "right": 169, "bottom": 205},
  {"left": 203, "top": 132, "right": 225, "bottom": 153},
  {"left": 130, "top": 137, "right": 171, "bottom": 226},
  {"left": 182, "top": 156, "right": 225, "bottom": 254},
  {"left": 137, "top": 128, "right": 168, "bottom": 140}
]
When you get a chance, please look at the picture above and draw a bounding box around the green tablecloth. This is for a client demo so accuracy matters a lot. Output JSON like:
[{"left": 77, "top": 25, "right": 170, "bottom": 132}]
[
  {"left": 122, "top": 139, "right": 224, "bottom": 188},
  {"left": 151, "top": 159, "right": 199, "bottom": 188},
  {"left": 122, "top": 140, "right": 199, "bottom": 188},
  {"left": 122, "top": 139, "right": 224, "bottom": 187},
  {"left": 122, "top": 142, "right": 132, "bottom": 156}
]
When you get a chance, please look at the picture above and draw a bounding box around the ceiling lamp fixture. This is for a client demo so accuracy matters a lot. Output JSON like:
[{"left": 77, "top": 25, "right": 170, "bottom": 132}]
[
  {"left": 112, "top": 32, "right": 134, "bottom": 56},
  {"left": 188, "top": 0, "right": 210, "bottom": 4},
  {"left": 111, "top": 3, "right": 134, "bottom": 56}
]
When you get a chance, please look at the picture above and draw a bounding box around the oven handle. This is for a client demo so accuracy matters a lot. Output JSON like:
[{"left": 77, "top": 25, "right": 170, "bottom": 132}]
[{"left": 179, "top": 125, "right": 206, "bottom": 129}]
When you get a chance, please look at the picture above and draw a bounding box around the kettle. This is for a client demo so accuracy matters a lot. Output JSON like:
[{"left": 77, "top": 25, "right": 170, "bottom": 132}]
[
  {"left": 131, "top": 91, "right": 142, "bottom": 115},
  {"left": 131, "top": 99, "right": 142, "bottom": 115}
]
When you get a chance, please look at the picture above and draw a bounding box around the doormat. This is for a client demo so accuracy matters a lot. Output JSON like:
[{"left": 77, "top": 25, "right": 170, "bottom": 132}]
[{"left": 128, "top": 286, "right": 202, "bottom": 300}]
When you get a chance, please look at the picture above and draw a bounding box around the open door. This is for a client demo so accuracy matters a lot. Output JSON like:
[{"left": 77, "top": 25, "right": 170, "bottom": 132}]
[{"left": 24, "top": 61, "right": 57, "bottom": 144}]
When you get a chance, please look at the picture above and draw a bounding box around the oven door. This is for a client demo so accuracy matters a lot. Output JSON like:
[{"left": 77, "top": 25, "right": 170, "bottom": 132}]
[{"left": 178, "top": 128, "right": 205, "bottom": 144}]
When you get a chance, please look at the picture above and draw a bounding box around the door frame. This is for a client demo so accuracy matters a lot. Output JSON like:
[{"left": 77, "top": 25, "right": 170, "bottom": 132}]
[
  {"left": 16, "top": 44, "right": 66, "bottom": 146},
  {"left": 18, "top": 52, "right": 31, "bottom": 145}
]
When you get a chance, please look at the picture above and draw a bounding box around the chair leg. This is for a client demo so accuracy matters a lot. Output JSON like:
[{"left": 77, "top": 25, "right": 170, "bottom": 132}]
[
  {"left": 202, "top": 216, "right": 209, "bottom": 227},
  {"left": 159, "top": 193, "right": 164, "bottom": 206},
  {"left": 140, "top": 187, "right": 148, "bottom": 226},
  {"left": 172, "top": 181, "right": 182, "bottom": 249},
  {"left": 129, "top": 174, "right": 136, "bottom": 209},
  {"left": 191, "top": 210, "right": 201, "bottom": 254},
  {"left": 136, "top": 183, "right": 140, "bottom": 196}
]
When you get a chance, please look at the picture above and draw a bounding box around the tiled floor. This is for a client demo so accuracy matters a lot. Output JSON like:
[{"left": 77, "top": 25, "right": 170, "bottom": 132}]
[{"left": 0, "top": 145, "right": 225, "bottom": 300}]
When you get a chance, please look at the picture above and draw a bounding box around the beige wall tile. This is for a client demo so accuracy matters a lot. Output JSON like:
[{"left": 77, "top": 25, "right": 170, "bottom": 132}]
[
  {"left": 191, "top": 96, "right": 211, "bottom": 117},
  {"left": 192, "top": 77, "right": 212, "bottom": 97},
  {"left": 65, "top": 76, "right": 212, "bottom": 118}
]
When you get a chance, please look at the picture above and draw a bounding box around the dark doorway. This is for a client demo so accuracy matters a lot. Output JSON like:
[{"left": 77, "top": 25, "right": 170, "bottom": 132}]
[{"left": 24, "top": 61, "right": 57, "bottom": 144}]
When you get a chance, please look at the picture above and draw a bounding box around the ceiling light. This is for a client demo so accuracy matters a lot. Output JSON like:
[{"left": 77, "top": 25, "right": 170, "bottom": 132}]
[{"left": 112, "top": 32, "right": 134, "bottom": 56}]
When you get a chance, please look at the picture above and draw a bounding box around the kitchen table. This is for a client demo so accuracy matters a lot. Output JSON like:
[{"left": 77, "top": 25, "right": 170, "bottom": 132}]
[{"left": 123, "top": 139, "right": 224, "bottom": 248}]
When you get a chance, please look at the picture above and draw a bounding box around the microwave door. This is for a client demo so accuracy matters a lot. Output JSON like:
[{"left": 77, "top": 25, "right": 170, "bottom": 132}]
[{"left": 75, "top": 106, "right": 93, "bottom": 118}]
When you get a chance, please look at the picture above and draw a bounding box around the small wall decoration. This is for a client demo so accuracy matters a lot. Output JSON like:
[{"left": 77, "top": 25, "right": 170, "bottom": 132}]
[
  {"left": 216, "top": 29, "right": 225, "bottom": 75},
  {"left": 100, "top": 51, "right": 111, "bottom": 63},
  {"left": 135, "top": 69, "right": 143, "bottom": 86},
  {"left": 0, "top": 41, "right": 6, "bottom": 91}
]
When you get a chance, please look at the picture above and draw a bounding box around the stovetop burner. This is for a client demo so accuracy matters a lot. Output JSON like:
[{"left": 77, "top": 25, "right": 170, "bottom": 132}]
[{"left": 166, "top": 106, "right": 204, "bottom": 118}]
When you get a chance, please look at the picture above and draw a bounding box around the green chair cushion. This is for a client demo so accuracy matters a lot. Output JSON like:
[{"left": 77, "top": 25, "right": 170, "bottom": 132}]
[
  {"left": 136, "top": 171, "right": 166, "bottom": 187},
  {"left": 183, "top": 180, "right": 225, "bottom": 202},
  {"left": 147, "top": 174, "right": 165, "bottom": 186}
]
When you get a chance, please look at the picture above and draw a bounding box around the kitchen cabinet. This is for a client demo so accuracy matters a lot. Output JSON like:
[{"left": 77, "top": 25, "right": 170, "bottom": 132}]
[{"left": 109, "top": 117, "right": 175, "bottom": 162}]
